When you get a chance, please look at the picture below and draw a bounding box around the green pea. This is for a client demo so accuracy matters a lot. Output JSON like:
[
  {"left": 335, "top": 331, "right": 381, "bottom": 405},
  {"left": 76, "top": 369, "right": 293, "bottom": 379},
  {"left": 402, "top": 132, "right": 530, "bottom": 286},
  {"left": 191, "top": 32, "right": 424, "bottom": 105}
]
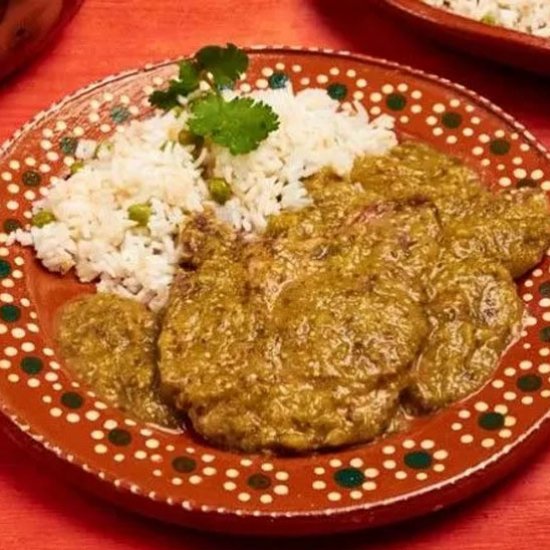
[
  {"left": 178, "top": 129, "right": 195, "bottom": 146},
  {"left": 70, "top": 160, "right": 84, "bottom": 174},
  {"left": 172, "top": 106, "right": 184, "bottom": 118},
  {"left": 94, "top": 141, "right": 113, "bottom": 158},
  {"left": 208, "top": 177, "right": 232, "bottom": 205},
  {"left": 481, "top": 13, "right": 496, "bottom": 25},
  {"left": 32, "top": 211, "right": 56, "bottom": 228},
  {"left": 128, "top": 203, "right": 152, "bottom": 227},
  {"left": 178, "top": 129, "right": 204, "bottom": 152}
]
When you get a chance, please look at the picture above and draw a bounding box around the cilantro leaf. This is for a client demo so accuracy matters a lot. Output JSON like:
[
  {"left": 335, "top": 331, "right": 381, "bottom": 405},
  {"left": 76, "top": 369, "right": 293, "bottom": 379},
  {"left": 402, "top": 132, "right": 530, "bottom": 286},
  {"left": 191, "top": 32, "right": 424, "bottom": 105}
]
[
  {"left": 178, "top": 61, "right": 201, "bottom": 91},
  {"left": 189, "top": 95, "right": 279, "bottom": 155},
  {"left": 149, "top": 61, "right": 201, "bottom": 110},
  {"left": 196, "top": 43, "right": 249, "bottom": 88},
  {"left": 149, "top": 45, "right": 279, "bottom": 155},
  {"left": 149, "top": 88, "right": 179, "bottom": 111}
]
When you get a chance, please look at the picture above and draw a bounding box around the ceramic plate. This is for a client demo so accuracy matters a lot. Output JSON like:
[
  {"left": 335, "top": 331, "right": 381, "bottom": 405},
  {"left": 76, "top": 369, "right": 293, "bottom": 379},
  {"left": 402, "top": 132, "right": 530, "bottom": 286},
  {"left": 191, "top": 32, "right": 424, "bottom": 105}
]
[
  {"left": 1, "top": 47, "right": 550, "bottom": 536},
  {"left": 381, "top": 0, "right": 550, "bottom": 76}
]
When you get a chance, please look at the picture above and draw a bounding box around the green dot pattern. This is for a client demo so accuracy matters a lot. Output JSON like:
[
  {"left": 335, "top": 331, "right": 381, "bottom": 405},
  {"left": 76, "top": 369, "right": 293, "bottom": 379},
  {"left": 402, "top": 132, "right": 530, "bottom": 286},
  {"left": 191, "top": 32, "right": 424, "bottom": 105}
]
[
  {"left": 404, "top": 451, "right": 432, "bottom": 469},
  {"left": 489, "top": 139, "right": 511, "bottom": 155},
  {"left": 108, "top": 428, "right": 132, "bottom": 446},
  {"left": 172, "top": 456, "right": 196, "bottom": 473},
  {"left": 441, "top": 112, "right": 462, "bottom": 129},
  {"left": 540, "top": 327, "right": 550, "bottom": 342},
  {"left": 327, "top": 83, "right": 347, "bottom": 101},
  {"left": 0, "top": 304, "right": 20, "bottom": 322},
  {"left": 61, "top": 392, "right": 84, "bottom": 409},
  {"left": 386, "top": 93, "right": 407, "bottom": 111},
  {"left": 540, "top": 282, "right": 550, "bottom": 297},
  {"left": 22, "top": 171, "right": 41, "bottom": 186},
  {"left": 111, "top": 105, "right": 130, "bottom": 124},
  {"left": 517, "top": 374, "right": 542, "bottom": 392},
  {"left": 268, "top": 72, "right": 288, "bottom": 89},
  {"left": 517, "top": 178, "right": 536, "bottom": 189},
  {"left": 60, "top": 136, "right": 78, "bottom": 155},
  {"left": 247, "top": 473, "right": 271, "bottom": 490},
  {"left": 333, "top": 467, "right": 365, "bottom": 487},
  {"left": 479, "top": 412, "right": 505, "bottom": 430},
  {"left": 20, "top": 356, "right": 43, "bottom": 375},
  {"left": 3, "top": 219, "right": 21, "bottom": 233},
  {"left": 0, "top": 260, "right": 10, "bottom": 278}
]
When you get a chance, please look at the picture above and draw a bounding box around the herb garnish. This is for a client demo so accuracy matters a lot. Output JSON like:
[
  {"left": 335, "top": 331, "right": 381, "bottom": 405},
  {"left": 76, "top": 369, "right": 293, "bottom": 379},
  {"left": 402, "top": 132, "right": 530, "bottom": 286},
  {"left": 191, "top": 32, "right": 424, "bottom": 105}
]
[{"left": 149, "top": 44, "right": 279, "bottom": 155}]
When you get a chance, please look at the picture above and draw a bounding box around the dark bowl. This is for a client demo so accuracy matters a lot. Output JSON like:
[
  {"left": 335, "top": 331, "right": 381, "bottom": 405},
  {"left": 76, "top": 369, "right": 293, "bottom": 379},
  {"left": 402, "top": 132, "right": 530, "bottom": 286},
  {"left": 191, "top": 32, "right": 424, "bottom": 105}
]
[{"left": 0, "top": 0, "right": 84, "bottom": 81}]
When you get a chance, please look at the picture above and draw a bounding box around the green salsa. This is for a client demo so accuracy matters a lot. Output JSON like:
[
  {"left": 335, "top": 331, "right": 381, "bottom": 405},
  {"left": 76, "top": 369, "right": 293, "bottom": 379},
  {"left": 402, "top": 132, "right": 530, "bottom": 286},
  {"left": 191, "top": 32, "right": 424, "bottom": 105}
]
[{"left": 58, "top": 143, "right": 550, "bottom": 453}]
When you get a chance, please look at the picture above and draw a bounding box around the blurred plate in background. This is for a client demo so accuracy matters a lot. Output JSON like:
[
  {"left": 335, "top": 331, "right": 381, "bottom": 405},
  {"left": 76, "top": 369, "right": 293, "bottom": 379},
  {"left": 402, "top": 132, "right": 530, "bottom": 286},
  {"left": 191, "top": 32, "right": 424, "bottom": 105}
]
[
  {"left": 381, "top": 0, "right": 550, "bottom": 76},
  {"left": 0, "top": 0, "right": 84, "bottom": 81}
]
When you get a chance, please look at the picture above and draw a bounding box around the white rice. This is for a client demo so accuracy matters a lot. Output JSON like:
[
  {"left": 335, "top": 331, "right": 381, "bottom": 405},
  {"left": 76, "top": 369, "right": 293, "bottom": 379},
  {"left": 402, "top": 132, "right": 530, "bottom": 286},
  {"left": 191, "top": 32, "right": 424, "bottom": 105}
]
[
  {"left": 424, "top": 0, "right": 550, "bottom": 37},
  {"left": 9, "top": 85, "right": 397, "bottom": 310}
]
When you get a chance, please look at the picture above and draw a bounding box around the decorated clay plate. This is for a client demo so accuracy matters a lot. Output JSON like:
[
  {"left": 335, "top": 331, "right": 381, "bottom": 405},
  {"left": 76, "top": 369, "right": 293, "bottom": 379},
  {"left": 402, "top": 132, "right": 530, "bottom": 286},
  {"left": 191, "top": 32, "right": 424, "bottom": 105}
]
[
  {"left": 1, "top": 47, "right": 550, "bottom": 536},
  {"left": 380, "top": 0, "right": 550, "bottom": 76}
]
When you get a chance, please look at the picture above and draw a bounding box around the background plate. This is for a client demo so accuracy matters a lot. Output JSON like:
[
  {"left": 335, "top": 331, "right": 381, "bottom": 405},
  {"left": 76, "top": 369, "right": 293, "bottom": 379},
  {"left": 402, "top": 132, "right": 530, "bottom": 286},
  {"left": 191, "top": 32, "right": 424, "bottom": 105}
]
[
  {"left": 0, "top": 0, "right": 84, "bottom": 81},
  {"left": 380, "top": 0, "right": 550, "bottom": 76}
]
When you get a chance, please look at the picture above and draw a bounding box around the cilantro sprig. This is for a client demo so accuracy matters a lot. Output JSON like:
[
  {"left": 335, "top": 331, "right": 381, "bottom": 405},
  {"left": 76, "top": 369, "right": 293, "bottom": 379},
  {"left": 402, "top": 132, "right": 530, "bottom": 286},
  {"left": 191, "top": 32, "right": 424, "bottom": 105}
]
[
  {"left": 149, "top": 44, "right": 279, "bottom": 155},
  {"left": 189, "top": 95, "right": 279, "bottom": 156}
]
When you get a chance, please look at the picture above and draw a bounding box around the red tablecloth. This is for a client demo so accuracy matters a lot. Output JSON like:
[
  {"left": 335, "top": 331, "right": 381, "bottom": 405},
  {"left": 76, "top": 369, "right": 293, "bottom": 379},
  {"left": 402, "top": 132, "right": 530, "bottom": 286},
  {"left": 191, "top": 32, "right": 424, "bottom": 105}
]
[{"left": 1, "top": 1, "right": 550, "bottom": 548}]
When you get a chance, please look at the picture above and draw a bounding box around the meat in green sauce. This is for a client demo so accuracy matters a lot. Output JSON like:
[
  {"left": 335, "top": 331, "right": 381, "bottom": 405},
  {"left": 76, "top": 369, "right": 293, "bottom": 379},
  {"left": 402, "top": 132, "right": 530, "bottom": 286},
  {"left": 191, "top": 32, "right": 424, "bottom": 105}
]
[
  {"left": 57, "top": 142, "right": 550, "bottom": 453},
  {"left": 57, "top": 294, "right": 178, "bottom": 428}
]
